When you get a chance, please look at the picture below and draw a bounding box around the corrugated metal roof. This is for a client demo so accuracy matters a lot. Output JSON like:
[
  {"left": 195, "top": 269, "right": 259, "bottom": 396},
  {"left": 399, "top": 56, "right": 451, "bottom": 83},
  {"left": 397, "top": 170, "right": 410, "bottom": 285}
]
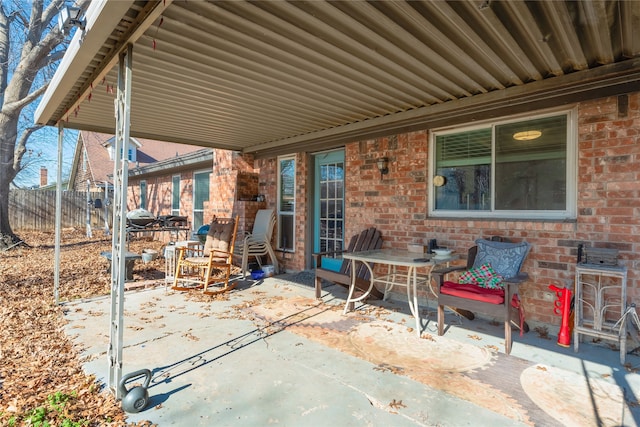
[{"left": 35, "top": 0, "right": 640, "bottom": 157}]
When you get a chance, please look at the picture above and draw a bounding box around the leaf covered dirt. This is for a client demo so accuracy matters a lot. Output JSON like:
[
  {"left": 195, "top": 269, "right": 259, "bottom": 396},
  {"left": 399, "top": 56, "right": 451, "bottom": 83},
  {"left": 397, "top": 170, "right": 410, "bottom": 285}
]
[{"left": 0, "top": 228, "right": 166, "bottom": 426}]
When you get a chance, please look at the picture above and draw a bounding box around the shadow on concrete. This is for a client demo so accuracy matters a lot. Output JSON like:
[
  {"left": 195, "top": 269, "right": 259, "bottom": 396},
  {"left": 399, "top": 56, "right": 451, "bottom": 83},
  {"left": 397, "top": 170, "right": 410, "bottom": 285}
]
[{"left": 148, "top": 298, "right": 337, "bottom": 390}]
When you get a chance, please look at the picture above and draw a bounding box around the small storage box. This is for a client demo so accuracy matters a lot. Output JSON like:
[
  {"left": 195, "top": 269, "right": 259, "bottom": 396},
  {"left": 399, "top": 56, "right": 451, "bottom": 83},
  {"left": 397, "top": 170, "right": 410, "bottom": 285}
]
[
  {"left": 582, "top": 247, "right": 619, "bottom": 266},
  {"left": 407, "top": 244, "right": 426, "bottom": 254},
  {"left": 262, "top": 265, "right": 275, "bottom": 277}
]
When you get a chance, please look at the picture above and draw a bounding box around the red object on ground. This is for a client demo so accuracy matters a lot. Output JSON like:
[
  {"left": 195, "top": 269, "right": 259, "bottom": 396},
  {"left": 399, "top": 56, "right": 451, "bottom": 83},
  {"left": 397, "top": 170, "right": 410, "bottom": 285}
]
[{"left": 549, "top": 284, "right": 572, "bottom": 347}]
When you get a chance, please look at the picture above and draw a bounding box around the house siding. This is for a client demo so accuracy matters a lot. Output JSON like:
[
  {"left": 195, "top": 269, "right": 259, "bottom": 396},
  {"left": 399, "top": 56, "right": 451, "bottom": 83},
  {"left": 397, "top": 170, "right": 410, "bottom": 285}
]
[
  {"left": 71, "top": 147, "right": 93, "bottom": 191},
  {"left": 128, "top": 172, "right": 195, "bottom": 220}
]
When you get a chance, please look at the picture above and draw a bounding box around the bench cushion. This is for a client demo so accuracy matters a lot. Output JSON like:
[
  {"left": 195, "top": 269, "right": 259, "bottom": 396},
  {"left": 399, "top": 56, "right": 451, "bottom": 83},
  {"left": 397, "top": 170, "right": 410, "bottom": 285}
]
[{"left": 440, "top": 281, "right": 505, "bottom": 304}]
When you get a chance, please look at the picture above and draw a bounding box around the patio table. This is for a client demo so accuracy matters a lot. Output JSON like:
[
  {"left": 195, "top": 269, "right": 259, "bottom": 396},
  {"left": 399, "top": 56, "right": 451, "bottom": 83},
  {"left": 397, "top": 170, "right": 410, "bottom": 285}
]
[
  {"left": 341, "top": 249, "right": 457, "bottom": 337},
  {"left": 100, "top": 250, "right": 142, "bottom": 281}
]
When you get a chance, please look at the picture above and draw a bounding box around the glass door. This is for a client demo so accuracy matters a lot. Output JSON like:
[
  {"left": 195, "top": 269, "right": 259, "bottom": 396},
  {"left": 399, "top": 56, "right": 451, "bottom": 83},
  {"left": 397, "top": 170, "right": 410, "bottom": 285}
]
[{"left": 314, "top": 150, "right": 345, "bottom": 271}]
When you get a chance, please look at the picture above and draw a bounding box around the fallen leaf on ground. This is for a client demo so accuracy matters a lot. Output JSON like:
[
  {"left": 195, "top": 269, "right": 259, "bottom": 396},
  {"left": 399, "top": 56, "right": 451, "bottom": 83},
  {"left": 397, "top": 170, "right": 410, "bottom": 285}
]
[{"left": 0, "top": 229, "right": 160, "bottom": 426}]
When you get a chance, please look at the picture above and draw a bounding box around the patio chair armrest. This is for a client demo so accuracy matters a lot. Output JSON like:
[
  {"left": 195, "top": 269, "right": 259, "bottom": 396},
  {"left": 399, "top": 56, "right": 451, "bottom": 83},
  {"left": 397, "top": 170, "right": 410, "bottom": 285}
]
[
  {"left": 430, "top": 265, "right": 467, "bottom": 290},
  {"left": 209, "top": 248, "right": 233, "bottom": 258},
  {"left": 313, "top": 250, "right": 348, "bottom": 268},
  {"left": 244, "top": 233, "right": 267, "bottom": 244}
]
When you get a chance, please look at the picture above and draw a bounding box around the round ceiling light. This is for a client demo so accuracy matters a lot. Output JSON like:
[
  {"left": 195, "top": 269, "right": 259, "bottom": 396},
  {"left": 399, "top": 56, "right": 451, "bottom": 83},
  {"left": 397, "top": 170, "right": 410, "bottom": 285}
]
[{"left": 513, "top": 130, "right": 542, "bottom": 141}]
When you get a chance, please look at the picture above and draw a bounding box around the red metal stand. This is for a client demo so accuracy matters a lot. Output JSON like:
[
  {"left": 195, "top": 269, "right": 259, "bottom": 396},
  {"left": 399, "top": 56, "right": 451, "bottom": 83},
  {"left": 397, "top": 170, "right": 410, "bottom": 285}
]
[{"left": 549, "top": 284, "right": 572, "bottom": 347}]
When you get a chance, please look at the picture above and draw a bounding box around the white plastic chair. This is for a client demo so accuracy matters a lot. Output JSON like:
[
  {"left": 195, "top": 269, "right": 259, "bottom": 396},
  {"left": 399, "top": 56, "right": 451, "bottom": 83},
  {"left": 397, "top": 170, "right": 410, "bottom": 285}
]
[{"left": 237, "top": 209, "right": 279, "bottom": 278}]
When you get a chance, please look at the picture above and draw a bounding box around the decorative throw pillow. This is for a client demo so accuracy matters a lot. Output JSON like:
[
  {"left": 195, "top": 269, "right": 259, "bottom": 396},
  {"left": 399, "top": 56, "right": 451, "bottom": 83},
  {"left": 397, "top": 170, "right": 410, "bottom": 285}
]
[
  {"left": 459, "top": 263, "right": 504, "bottom": 289},
  {"left": 473, "top": 239, "right": 531, "bottom": 279}
]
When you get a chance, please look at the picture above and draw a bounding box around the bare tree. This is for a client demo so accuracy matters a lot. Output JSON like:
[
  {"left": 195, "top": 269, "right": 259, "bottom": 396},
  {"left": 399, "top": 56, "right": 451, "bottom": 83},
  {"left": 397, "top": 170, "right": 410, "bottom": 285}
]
[{"left": 0, "top": 0, "right": 70, "bottom": 246}]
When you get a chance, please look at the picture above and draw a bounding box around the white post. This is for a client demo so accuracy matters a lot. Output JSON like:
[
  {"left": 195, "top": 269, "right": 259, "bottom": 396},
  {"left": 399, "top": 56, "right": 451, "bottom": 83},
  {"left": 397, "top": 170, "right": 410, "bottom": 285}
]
[
  {"left": 54, "top": 123, "right": 64, "bottom": 305},
  {"left": 108, "top": 44, "right": 133, "bottom": 399}
]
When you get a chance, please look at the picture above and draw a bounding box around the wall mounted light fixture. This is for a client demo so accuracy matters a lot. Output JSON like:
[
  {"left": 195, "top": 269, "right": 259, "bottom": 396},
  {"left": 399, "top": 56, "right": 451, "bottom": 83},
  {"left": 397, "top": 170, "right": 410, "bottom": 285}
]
[
  {"left": 376, "top": 157, "right": 389, "bottom": 179},
  {"left": 58, "top": 6, "right": 85, "bottom": 35}
]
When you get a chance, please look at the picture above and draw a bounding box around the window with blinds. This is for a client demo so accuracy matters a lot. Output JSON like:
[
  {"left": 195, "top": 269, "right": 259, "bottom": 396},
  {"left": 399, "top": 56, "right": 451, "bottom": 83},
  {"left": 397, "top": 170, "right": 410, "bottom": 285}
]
[{"left": 431, "top": 110, "right": 575, "bottom": 219}]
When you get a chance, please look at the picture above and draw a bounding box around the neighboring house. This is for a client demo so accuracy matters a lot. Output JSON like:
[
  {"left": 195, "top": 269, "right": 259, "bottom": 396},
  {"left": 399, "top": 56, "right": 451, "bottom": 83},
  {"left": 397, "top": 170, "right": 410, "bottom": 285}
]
[
  {"left": 68, "top": 131, "right": 211, "bottom": 230},
  {"left": 128, "top": 149, "right": 266, "bottom": 236},
  {"left": 69, "top": 131, "right": 206, "bottom": 191}
]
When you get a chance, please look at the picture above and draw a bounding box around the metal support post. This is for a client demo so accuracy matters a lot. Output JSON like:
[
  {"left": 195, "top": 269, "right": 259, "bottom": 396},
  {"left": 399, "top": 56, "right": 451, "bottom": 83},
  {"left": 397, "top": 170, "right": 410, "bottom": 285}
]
[
  {"left": 54, "top": 123, "right": 64, "bottom": 305},
  {"left": 108, "top": 44, "right": 133, "bottom": 399}
]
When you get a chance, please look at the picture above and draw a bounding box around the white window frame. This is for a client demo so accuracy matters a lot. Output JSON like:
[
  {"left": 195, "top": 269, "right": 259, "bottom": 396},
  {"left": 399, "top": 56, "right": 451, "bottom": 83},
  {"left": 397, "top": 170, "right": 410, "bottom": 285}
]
[
  {"left": 127, "top": 145, "right": 136, "bottom": 162},
  {"left": 277, "top": 155, "right": 296, "bottom": 251},
  {"left": 429, "top": 107, "right": 577, "bottom": 220},
  {"left": 192, "top": 169, "right": 211, "bottom": 231}
]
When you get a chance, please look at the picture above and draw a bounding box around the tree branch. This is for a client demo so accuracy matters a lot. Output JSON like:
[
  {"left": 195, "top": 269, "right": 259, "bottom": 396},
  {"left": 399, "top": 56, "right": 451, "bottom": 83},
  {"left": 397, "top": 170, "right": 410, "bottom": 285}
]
[
  {"left": 3, "top": 84, "right": 49, "bottom": 113},
  {"left": 42, "top": 0, "right": 66, "bottom": 31},
  {"left": 13, "top": 125, "right": 44, "bottom": 173}
]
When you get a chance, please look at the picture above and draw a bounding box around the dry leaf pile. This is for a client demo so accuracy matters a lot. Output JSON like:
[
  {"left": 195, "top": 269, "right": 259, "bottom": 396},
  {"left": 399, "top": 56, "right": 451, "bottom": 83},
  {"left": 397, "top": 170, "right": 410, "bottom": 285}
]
[{"left": 1, "top": 229, "right": 165, "bottom": 426}]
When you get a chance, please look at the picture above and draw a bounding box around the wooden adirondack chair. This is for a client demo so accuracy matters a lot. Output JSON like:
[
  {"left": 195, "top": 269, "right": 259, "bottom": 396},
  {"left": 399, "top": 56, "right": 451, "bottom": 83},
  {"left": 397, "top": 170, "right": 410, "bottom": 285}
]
[{"left": 313, "top": 227, "right": 384, "bottom": 300}]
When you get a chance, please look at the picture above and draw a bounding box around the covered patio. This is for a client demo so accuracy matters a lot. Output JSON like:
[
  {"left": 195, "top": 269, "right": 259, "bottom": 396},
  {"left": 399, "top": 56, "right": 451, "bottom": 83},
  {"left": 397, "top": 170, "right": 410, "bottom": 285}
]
[
  {"left": 36, "top": 0, "right": 640, "bottom": 419},
  {"left": 63, "top": 274, "right": 640, "bottom": 426}
]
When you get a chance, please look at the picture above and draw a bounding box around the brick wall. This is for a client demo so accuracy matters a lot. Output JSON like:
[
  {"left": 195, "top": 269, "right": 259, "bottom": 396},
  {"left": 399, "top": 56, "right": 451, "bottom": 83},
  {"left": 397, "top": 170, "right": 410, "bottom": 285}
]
[
  {"left": 179, "top": 174, "right": 195, "bottom": 221},
  {"left": 207, "top": 150, "right": 238, "bottom": 218},
  {"left": 120, "top": 91, "right": 639, "bottom": 328},
  {"left": 128, "top": 173, "right": 194, "bottom": 217},
  {"left": 145, "top": 175, "right": 171, "bottom": 215},
  {"left": 207, "top": 151, "right": 267, "bottom": 236},
  {"left": 237, "top": 172, "right": 259, "bottom": 201},
  {"left": 127, "top": 151, "right": 267, "bottom": 240},
  {"left": 341, "top": 94, "right": 639, "bottom": 326},
  {"left": 292, "top": 152, "right": 308, "bottom": 272},
  {"left": 260, "top": 91, "right": 640, "bottom": 327},
  {"left": 345, "top": 132, "right": 429, "bottom": 245},
  {"left": 256, "top": 153, "right": 308, "bottom": 272}
]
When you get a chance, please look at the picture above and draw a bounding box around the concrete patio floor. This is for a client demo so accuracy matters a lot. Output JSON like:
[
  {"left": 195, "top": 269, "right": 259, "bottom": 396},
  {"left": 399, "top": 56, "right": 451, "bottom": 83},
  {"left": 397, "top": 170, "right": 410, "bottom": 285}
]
[{"left": 62, "top": 272, "right": 640, "bottom": 426}]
